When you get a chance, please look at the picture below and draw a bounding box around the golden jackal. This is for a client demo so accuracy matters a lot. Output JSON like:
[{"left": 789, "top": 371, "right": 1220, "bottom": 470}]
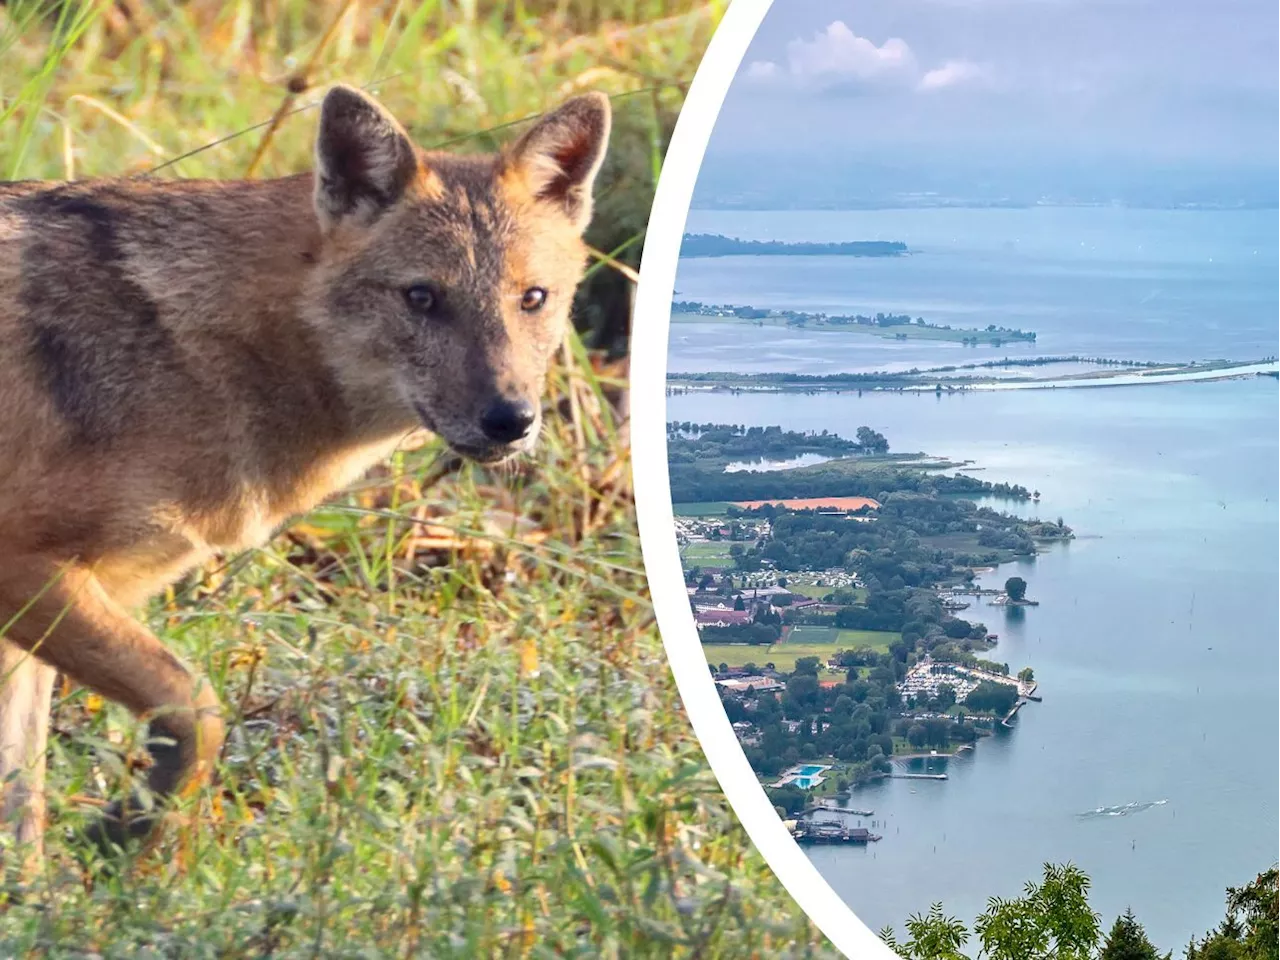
[{"left": 0, "top": 84, "right": 610, "bottom": 866}]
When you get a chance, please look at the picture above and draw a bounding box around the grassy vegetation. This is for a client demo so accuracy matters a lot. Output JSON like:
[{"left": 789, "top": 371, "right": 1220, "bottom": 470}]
[
  {"left": 702, "top": 644, "right": 791, "bottom": 673},
  {"left": 785, "top": 584, "right": 868, "bottom": 603},
  {"left": 672, "top": 502, "right": 735, "bottom": 517},
  {"left": 679, "top": 542, "right": 734, "bottom": 561},
  {"left": 0, "top": 2, "right": 838, "bottom": 955},
  {"left": 700, "top": 630, "right": 897, "bottom": 675},
  {"left": 891, "top": 737, "right": 965, "bottom": 758},
  {"left": 835, "top": 630, "right": 898, "bottom": 653},
  {"left": 782, "top": 627, "right": 838, "bottom": 646},
  {"left": 780, "top": 584, "right": 824, "bottom": 599}
]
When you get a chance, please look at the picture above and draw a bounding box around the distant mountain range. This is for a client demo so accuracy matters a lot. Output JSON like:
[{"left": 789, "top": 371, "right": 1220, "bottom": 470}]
[{"left": 691, "top": 152, "right": 1279, "bottom": 211}]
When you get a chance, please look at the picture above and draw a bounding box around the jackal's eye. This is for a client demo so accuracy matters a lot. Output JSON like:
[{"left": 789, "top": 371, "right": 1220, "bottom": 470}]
[
  {"left": 404, "top": 283, "right": 438, "bottom": 313},
  {"left": 520, "top": 287, "right": 548, "bottom": 312}
]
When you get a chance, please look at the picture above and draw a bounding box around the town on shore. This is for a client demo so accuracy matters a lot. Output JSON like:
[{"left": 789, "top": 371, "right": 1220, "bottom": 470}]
[{"left": 670, "top": 423, "right": 1065, "bottom": 844}]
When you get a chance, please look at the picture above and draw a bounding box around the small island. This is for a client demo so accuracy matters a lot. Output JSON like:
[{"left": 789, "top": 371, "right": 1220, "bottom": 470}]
[
  {"left": 671, "top": 299, "right": 1037, "bottom": 345},
  {"left": 681, "top": 233, "right": 908, "bottom": 258}
]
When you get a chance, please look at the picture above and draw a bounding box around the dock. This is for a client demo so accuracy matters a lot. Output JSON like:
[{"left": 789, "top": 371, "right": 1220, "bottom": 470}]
[
  {"left": 804, "top": 802, "right": 874, "bottom": 817},
  {"left": 891, "top": 773, "right": 948, "bottom": 781},
  {"left": 1002, "top": 686, "right": 1043, "bottom": 726}
]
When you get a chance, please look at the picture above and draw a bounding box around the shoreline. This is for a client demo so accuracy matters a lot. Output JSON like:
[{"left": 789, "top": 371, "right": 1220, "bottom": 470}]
[{"left": 668, "top": 359, "right": 1279, "bottom": 394}]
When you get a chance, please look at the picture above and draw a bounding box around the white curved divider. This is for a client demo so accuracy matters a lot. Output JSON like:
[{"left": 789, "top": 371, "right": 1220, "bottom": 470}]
[{"left": 629, "top": 2, "right": 901, "bottom": 957}]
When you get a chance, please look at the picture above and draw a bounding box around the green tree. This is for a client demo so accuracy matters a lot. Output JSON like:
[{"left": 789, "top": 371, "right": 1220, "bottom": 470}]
[
  {"left": 1228, "top": 867, "right": 1279, "bottom": 960},
  {"left": 1100, "top": 909, "right": 1167, "bottom": 960},
  {"left": 1187, "top": 867, "right": 1279, "bottom": 960},
  {"left": 733, "top": 595, "right": 746, "bottom": 611},
  {"left": 881, "top": 904, "right": 970, "bottom": 960},
  {"left": 855, "top": 426, "right": 890, "bottom": 455},
  {"left": 973, "top": 863, "right": 1100, "bottom": 960},
  {"left": 974, "top": 896, "right": 1048, "bottom": 960},
  {"left": 1018, "top": 667, "right": 1035, "bottom": 683},
  {"left": 1005, "top": 577, "right": 1028, "bottom": 602},
  {"left": 793, "top": 656, "right": 821, "bottom": 676},
  {"left": 934, "top": 683, "right": 957, "bottom": 712},
  {"left": 965, "top": 682, "right": 1019, "bottom": 716}
]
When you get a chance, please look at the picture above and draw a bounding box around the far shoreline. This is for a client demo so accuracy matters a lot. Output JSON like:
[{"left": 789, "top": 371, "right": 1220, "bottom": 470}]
[{"left": 668, "top": 359, "right": 1279, "bottom": 394}]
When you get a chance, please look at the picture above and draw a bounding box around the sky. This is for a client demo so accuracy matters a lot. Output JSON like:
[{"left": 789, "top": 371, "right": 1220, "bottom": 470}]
[{"left": 694, "top": 0, "right": 1279, "bottom": 207}]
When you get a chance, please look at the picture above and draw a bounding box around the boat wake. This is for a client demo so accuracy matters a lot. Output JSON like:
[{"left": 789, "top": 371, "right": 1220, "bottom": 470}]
[{"left": 1078, "top": 800, "right": 1169, "bottom": 820}]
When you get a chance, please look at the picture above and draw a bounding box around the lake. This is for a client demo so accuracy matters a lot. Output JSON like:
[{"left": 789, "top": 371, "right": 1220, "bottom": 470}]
[
  {"left": 664, "top": 207, "right": 1279, "bottom": 949},
  {"left": 671, "top": 207, "right": 1278, "bottom": 374}
]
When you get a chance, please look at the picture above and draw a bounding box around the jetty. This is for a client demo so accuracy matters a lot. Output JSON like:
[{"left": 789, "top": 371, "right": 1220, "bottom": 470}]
[
  {"left": 891, "top": 772, "right": 948, "bottom": 781},
  {"left": 803, "top": 802, "right": 874, "bottom": 817},
  {"left": 1000, "top": 680, "right": 1041, "bottom": 727},
  {"left": 942, "top": 586, "right": 1002, "bottom": 597}
]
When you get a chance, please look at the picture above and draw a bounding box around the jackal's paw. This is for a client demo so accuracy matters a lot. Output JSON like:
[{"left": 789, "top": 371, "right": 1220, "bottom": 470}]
[{"left": 77, "top": 796, "right": 163, "bottom": 863}]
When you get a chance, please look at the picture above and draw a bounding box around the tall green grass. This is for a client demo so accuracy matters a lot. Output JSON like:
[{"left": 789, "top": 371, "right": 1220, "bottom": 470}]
[{"left": 0, "top": 1, "right": 837, "bottom": 955}]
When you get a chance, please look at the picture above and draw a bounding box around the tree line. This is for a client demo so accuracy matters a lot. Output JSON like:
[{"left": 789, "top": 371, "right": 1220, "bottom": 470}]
[
  {"left": 679, "top": 234, "right": 908, "bottom": 257},
  {"left": 882, "top": 863, "right": 1277, "bottom": 960}
]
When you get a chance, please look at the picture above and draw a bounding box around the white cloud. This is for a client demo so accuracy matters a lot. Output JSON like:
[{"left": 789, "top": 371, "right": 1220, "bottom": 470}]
[
  {"left": 918, "top": 59, "right": 989, "bottom": 91},
  {"left": 786, "top": 21, "right": 917, "bottom": 87},
  {"left": 745, "top": 60, "right": 779, "bottom": 80},
  {"left": 746, "top": 22, "right": 989, "bottom": 96}
]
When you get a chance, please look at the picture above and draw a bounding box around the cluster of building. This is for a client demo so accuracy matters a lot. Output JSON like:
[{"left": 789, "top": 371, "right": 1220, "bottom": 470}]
[
  {"left": 734, "top": 569, "right": 861, "bottom": 594},
  {"left": 689, "top": 584, "right": 849, "bottom": 630},
  {"left": 673, "top": 515, "right": 770, "bottom": 548},
  {"left": 716, "top": 675, "right": 784, "bottom": 695}
]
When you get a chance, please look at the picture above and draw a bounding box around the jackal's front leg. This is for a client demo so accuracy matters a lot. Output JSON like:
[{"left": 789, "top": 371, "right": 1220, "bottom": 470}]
[
  {"left": 0, "top": 560, "right": 224, "bottom": 856},
  {"left": 0, "top": 640, "right": 56, "bottom": 876}
]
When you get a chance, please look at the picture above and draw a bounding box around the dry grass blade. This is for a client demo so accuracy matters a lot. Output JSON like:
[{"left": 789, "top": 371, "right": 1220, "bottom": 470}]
[{"left": 241, "top": 0, "right": 359, "bottom": 178}]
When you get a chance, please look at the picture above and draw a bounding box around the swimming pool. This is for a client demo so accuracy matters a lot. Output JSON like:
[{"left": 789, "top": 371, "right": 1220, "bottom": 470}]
[{"left": 772, "top": 763, "right": 833, "bottom": 790}]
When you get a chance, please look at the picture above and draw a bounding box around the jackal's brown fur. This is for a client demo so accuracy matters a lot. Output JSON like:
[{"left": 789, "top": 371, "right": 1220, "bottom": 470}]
[{"left": 0, "top": 84, "right": 610, "bottom": 868}]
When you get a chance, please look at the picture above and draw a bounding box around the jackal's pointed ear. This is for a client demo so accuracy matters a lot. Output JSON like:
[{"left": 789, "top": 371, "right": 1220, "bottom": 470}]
[
  {"left": 505, "top": 93, "right": 611, "bottom": 232},
  {"left": 314, "top": 85, "right": 421, "bottom": 230}
]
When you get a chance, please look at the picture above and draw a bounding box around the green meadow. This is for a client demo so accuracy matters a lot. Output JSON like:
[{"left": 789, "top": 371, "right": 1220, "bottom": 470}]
[
  {"left": 680, "top": 541, "right": 735, "bottom": 561},
  {"left": 672, "top": 502, "right": 735, "bottom": 517},
  {"left": 702, "top": 629, "right": 898, "bottom": 674}
]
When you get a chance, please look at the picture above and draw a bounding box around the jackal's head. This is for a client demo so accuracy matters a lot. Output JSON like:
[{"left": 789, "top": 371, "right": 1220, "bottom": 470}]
[{"left": 306, "top": 85, "right": 610, "bottom": 462}]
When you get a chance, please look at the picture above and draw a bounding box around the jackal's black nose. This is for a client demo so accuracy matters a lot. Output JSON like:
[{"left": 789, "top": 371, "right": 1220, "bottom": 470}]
[{"left": 480, "top": 399, "right": 536, "bottom": 444}]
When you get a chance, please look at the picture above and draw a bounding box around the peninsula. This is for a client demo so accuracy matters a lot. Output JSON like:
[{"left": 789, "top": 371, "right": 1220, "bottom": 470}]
[
  {"left": 671, "top": 424, "right": 1065, "bottom": 818},
  {"left": 680, "top": 233, "right": 908, "bottom": 258},
  {"left": 671, "top": 299, "right": 1036, "bottom": 345}
]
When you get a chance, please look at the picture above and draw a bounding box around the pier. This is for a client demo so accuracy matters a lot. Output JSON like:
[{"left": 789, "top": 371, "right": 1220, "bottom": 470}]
[
  {"left": 891, "top": 772, "right": 948, "bottom": 781},
  {"left": 802, "top": 803, "right": 875, "bottom": 817}
]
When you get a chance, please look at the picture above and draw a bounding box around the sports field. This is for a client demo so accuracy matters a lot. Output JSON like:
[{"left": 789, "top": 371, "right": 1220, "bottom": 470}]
[
  {"left": 680, "top": 541, "right": 735, "bottom": 561},
  {"left": 672, "top": 502, "right": 734, "bottom": 516}
]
